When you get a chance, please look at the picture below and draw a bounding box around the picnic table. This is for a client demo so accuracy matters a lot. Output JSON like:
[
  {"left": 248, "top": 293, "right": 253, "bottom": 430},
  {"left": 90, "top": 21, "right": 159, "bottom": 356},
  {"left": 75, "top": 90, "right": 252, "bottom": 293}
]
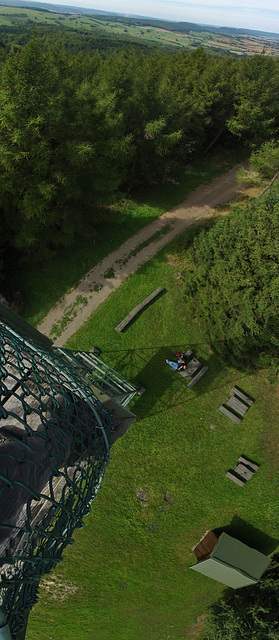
[
  {"left": 226, "top": 455, "right": 259, "bottom": 487},
  {"left": 177, "top": 350, "right": 208, "bottom": 388},
  {"left": 219, "top": 387, "right": 254, "bottom": 423}
]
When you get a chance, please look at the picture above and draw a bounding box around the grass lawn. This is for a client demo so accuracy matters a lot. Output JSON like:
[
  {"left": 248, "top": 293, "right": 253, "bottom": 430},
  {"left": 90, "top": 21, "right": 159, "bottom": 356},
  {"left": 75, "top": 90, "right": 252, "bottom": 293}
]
[
  {"left": 11, "top": 146, "right": 247, "bottom": 327},
  {"left": 27, "top": 227, "right": 279, "bottom": 640}
]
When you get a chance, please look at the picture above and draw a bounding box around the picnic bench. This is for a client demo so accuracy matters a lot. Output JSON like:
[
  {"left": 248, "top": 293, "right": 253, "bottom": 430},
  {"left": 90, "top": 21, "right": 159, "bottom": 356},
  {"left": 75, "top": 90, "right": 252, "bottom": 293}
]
[
  {"left": 226, "top": 455, "right": 259, "bottom": 487},
  {"left": 218, "top": 386, "right": 254, "bottom": 423},
  {"left": 115, "top": 287, "right": 163, "bottom": 333},
  {"left": 188, "top": 366, "right": 208, "bottom": 388},
  {"left": 230, "top": 387, "right": 253, "bottom": 406},
  {"left": 177, "top": 351, "right": 208, "bottom": 387},
  {"left": 218, "top": 405, "right": 241, "bottom": 424}
]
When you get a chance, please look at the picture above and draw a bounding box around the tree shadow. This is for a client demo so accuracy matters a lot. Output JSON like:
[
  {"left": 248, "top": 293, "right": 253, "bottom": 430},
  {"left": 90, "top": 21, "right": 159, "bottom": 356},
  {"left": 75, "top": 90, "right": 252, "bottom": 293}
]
[{"left": 214, "top": 515, "right": 279, "bottom": 555}]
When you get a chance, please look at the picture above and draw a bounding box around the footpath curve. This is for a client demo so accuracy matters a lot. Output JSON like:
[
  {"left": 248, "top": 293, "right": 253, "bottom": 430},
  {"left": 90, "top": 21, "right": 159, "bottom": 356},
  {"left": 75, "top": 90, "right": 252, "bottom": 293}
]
[{"left": 37, "top": 164, "right": 245, "bottom": 346}]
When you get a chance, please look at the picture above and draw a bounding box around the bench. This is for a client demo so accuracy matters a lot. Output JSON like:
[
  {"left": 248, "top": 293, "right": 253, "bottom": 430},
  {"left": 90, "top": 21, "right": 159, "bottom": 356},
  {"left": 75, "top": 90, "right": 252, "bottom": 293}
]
[
  {"left": 115, "top": 287, "right": 163, "bottom": 332},
  {"left": 230, "top": 387, "right": 254, "bottom": 406},
  {"left": 184, "top": 349, "right": 193, "bottom": 359},
  {"left": 226, "top": 455, "right": 259, "bottom": 487},
  {"left": 238, "top": 455, "right": 259, "bottom": 471},
  {"left": 226, "top": 470, "right": 245, "bottom": 487},
  {"left": 218, "top": 404, "right": 241, "bottom": 424},
  {"left": 187, "top": 365, "right": 208, "bottom": 388}
]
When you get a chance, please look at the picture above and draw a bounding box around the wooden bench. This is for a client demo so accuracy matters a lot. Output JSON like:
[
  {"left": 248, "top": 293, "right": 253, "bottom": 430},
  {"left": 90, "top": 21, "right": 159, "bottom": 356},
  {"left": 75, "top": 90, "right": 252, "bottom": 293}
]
[
  {"left": 115, "top": 287, "right": 163, "bottom": 332},
  {"left": 218, "top": 404, "right": 241, "bottom": 424},
  {"left": 230, "top": 387, "right": 254, "bottom": 406},
  {"left": 226, "top": 470, "right": 245, "bottom": 487},
  {"left": 226, "top": 455, "right": 259, "bottom": 487},
  {"left": 184, "top": 349, "right": 193, "bottom": 359},
  {"left": 238, "top": 455, "right": 259, "bottom": 471},
  {"left": 187, "top": 365, "right": 208, "bottom": 388}
]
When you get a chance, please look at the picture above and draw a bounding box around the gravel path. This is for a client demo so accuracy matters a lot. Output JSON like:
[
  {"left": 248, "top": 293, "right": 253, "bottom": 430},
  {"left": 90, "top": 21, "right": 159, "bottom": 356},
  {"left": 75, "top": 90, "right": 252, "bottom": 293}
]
[{"left": 37, "top": 164, "right": 245, "bottom": 346}]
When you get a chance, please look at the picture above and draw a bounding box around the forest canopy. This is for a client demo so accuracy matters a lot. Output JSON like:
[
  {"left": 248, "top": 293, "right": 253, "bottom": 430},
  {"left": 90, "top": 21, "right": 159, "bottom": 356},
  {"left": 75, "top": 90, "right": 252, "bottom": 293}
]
[
  {"left": 182, "top": 184, "right": 279, "bottom": 369},
  {"left": 0, "top": 34, "right": 279, "bottom": 298}
]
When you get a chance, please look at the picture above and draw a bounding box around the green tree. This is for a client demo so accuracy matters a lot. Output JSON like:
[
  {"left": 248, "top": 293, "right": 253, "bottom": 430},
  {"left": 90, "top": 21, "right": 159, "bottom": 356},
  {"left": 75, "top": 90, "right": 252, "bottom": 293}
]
[
  {"left": 183, "top": 185, "right": 279, "bottom": 366},
  {"left": 227, "top": 55, "right": 279, "bottom": 144},
  {"left": 206, "top": 555, "right": 279, "bottom": 640},
  {"left": 0, "top": 37, "right": 132, "bottom": 254},
  {"left": 238, "top": 140, "right": 279, "bottom": 190},
  {"left": 250, "top": 140, "right": 279, "bottom": 179},
  {"left": 161, "top": 48, "right": 236, "bottom": 165},
  {"left": 99, "top": 48, "right": 182, "bottom": 185}
]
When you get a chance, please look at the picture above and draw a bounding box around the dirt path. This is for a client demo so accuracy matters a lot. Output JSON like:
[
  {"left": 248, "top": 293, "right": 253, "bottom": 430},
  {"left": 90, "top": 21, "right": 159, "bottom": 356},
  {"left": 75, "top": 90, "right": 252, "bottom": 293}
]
[{"left": 37, "top": 164, "right": 245, "bottom": 346}]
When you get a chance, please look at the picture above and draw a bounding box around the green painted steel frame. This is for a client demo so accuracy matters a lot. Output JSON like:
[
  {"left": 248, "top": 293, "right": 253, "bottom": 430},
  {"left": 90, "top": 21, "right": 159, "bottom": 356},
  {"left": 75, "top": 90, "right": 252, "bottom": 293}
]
[{"left": 0, "top": 324, "right": 115, "bottom": 640}]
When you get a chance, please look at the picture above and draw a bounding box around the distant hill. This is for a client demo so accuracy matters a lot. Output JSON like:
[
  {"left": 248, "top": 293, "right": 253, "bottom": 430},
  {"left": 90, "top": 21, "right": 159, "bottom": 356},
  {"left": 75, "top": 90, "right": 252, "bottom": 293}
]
[
  {"left": 0, "top": 0, "right": 278, "bottom": 57},
  {"left": 0, "top": 0, "right": 279, "bottom": 39},
  {"left": 0, "top": 0, "right": 122, "bottom": 15}
]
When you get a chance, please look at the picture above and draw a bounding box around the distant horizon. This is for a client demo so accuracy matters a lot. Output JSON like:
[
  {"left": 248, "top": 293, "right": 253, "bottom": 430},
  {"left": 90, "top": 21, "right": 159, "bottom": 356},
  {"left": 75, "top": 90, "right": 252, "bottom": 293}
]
[{"left": 22, "top": 0, "right": 279, "bottom": 35}]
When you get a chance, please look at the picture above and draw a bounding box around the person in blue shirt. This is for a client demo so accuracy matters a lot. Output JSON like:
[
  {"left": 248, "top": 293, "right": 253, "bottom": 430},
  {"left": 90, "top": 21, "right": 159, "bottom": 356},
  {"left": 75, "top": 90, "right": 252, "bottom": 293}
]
[{"left": 166, "top": 355, "right": 187, "bottom": 371}]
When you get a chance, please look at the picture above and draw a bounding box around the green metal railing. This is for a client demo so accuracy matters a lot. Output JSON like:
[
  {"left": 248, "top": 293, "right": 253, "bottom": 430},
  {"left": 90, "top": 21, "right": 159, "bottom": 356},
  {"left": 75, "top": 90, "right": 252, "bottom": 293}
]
[
  {"left": 56, "top": 348, "right": 138, "bottom": 406},
  {"left": 0, "top": 323, "right": 115, "bottom": 639}
]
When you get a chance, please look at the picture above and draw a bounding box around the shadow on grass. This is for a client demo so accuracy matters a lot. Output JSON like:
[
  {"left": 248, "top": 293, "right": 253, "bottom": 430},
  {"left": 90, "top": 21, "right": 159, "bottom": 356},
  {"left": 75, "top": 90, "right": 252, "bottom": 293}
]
[
  {"left": 103, "top": 343, "right": 255, "bottom": 418},
  {"left": 9, "top": 205, "right": 166, "bottom": 324},
  {"left": 214, "top": 516, "right": 279, "bottom": 555},
  {"left": 104, "top": 344, "right": 252, "bottom": 419}
]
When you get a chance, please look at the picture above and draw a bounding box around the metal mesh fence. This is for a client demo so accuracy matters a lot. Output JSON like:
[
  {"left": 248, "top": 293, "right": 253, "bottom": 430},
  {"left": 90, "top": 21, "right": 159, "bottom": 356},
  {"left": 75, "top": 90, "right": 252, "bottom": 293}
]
[{"left": 0, "top": 324, "right": 114, "bottom": 639}]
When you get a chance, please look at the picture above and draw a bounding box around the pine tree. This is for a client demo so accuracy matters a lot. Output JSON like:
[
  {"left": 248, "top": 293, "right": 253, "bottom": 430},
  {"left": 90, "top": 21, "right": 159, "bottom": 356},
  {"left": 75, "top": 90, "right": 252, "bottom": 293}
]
[{"left": 183, "top": 185, "right": 279, "bottom": 366}]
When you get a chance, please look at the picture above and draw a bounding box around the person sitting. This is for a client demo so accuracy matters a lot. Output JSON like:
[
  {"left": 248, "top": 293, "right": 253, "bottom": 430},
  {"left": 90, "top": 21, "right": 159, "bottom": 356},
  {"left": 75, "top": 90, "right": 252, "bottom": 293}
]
[
  {"left": 177, "top": 361, "right": 187, "bottom": 371},
  {"left": 175, "top": 352, "right": 187, "bottom": 363},
  {"left": 166, "top": 358, "right": 187, "bottom": 372}
]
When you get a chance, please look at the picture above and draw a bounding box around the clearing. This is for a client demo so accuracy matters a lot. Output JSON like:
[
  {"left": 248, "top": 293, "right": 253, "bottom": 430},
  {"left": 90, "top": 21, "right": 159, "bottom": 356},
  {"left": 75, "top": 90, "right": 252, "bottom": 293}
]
[{"left": 38, "top": 163, "right": 246, "bottom": 345}]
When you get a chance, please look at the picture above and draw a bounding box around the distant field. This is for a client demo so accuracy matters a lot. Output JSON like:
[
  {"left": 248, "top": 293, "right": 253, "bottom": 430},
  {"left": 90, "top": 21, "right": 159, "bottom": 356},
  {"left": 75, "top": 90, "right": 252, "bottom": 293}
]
[{"left": 0, "top": 5, "right": 278, "bottom": 56}]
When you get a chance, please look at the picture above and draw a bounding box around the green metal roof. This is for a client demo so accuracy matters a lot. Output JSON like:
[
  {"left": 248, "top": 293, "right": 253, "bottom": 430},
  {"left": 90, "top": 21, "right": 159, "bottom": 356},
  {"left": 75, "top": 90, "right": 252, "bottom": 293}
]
[{"left": 190, "top": 533, "right": 271, "bottom": 589}]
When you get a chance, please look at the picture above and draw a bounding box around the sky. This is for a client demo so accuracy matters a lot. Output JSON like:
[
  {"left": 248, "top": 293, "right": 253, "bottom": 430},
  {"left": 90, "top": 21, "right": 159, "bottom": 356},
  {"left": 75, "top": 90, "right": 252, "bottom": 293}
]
[{"left": 35, "top": 0, "right": 279, "bottom": 34}]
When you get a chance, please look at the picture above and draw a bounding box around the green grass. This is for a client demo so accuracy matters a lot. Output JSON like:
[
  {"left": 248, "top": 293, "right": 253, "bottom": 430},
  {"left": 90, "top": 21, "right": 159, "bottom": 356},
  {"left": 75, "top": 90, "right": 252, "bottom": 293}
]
[
  {"left": 12, "top": 146, "right": 247, "bottom": 327},
  {"left": 27, "top": 227, "right": 279, "bottom": 640}
]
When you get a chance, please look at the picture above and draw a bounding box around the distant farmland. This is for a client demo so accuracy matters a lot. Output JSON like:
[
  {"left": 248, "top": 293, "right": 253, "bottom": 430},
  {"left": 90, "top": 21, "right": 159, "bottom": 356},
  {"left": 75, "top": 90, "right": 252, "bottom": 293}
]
[{"left": 0, "top": 5, "right": 278, "bottom": 56}]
